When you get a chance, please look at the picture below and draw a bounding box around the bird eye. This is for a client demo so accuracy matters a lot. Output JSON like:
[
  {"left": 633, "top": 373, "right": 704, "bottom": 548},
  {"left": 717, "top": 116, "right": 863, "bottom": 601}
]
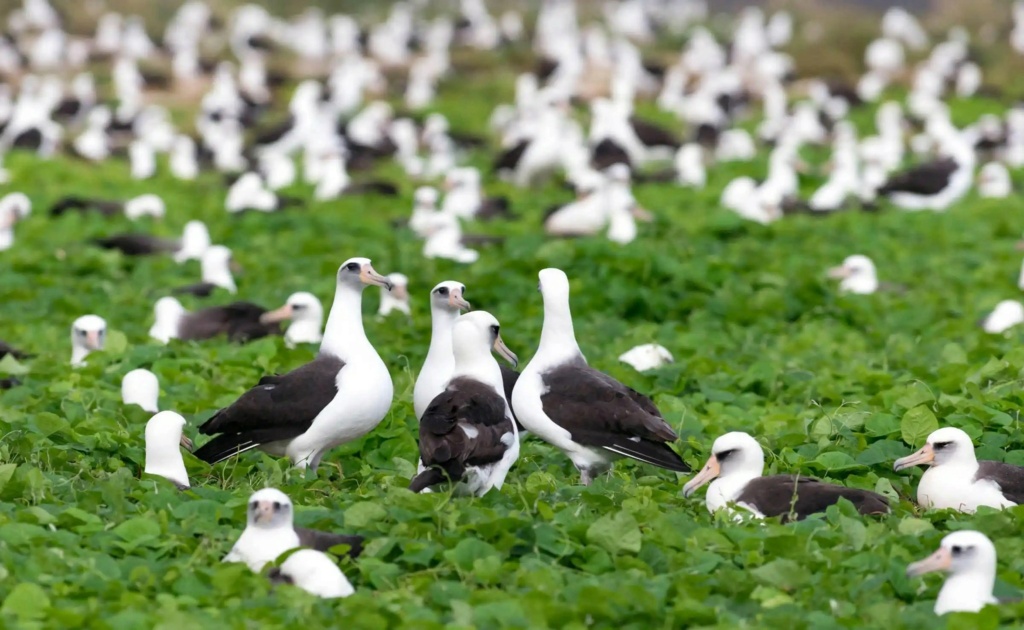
[
  {"left": 716, "top": 449, "right": 735, "bottom": 461},
  {"left": 291, "top": 303, "right": 305, "bottom": 311},
  {"left": 272, "top": 501, "right": 281, "bottom": 510},
  {"left": 346, "top": 262, "right": 360, "bottom": 272},
  {"left": 951, "top": 545, "right": 962, "bottom": 555},
  {"left": 933, "top": 442, "right": 951, "bottom": 450},
  {"left": 437, "top": 287, "right": 448, "bottom": 295},
  {"left": 249, "top": 502, "right": 258, "bottom": 510},
  {"left": 76, "top": 329, "right": 85, "bottom": 336},
  {"left": 491, "top": 325, "right": 499, "bottom": 335}
]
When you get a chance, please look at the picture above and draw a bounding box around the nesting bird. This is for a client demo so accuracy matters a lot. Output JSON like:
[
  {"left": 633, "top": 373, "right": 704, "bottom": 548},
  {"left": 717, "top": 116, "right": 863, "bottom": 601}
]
[
  {"left": 143, "top": 411, "right": 192, "bottom": 489},
  {"left": 907, "top": 531, "right": 998, "bottom": 615},
  {"left": 70, "top": 315, "right": 106, "bottom": 366},
  {"left": 683, "top": 432, "right": 889, "bottom": 521},
  {"left": 828, "top": 255, "right": 878, "bottom": 295},
  {"left": 893, "top": 427, "right": 1024, "bottom": 512}
]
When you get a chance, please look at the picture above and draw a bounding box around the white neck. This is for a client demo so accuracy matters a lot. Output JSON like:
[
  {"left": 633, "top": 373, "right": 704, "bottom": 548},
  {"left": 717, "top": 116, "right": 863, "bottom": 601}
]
[
  {"left": 451, "top": 345, "right": 503, "bottom": 392},
  {"left": 0, "top": 228, "right": 12, "bottom": 250},
  {"left": 145, "top": 444, "right": 189, "bottom": 487},
  {"left": 535, "top": 292, "right": 583, "bottom": 367},
  {"left": 320, "top": 283, "right": 370, "bottom": 360},
  {"left": 425, "top": 306, "right": 459, "bottom": 369},
  {"left": 286, "top": 319, "right": 323, "bottom": 345},
  {"left": 71, "top": 345, "right": 90, "bottom": 366},
  {"left": 936, "top": 571, "right": 995, "bottom": 614},
  {"left": 202, "top": 262, "right": 236, "bottom": 293}
]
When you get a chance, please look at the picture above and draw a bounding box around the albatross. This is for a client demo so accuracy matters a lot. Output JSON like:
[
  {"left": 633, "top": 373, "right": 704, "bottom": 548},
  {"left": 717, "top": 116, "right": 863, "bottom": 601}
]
[
  {"left": 224, "top": 488, "right": 364, "bottom": 572},
  {"left": 192, "top": 258, "right": 394, "bottom": 470},
  {"left": 682, "top": 431, "right": 889, "bottom": 520},
  {"left": 259, "top": 292, "right": 324, "bottom": 347},
  {"left": 122, "top": 368, "right": 159, "bottom": 412},
  {"left": 907, "top": 530, "right": 998, "bottom": 615},
  {"left": 893, "top": 427, "right": 1024, "bottom": 512},
  {"left": 410, "top": 311, "right": 519, "bottom": 496},
  {"left": 149, "top": 296, "right": 282, "bottom": 344},
  {"left": 71, "top": 314, "right": 106, "bottom": 366},
  {"left": 511, "top": 268, "right": 689, "bottom": 484},
  {"left": 143, "top": 411, "right": 192, "bottom": 489}
]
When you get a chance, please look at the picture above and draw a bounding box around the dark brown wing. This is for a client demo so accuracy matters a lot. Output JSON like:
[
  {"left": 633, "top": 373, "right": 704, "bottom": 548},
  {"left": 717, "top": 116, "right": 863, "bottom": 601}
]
[
  {"left": 540, "top": 361, "right": 688, "bottom": 472},
  {"left": 493, "top": 140, "right": 528, "bottom": 173},
  {"left": 878, "top": 158, "right": 959, "bottom": 196},
  {"left": 591, "top": 139, "right": 632, "bottom": 171},
  {"left": 192, "top": 354, "right": 345, "bottom": 464},
  {"left": 172, "top": 282, "right": 218, "bottom": 298},
  {"left": 91, "top": 234, "right": 178, "bottom": 256},
  {"left": 477, "top": 196, "right": 514, "bottom": 220},
  {"left": 0, "top": 340, "right": 31, "bottom": 361},
  {"left": 410, "top": 378, "right": 512, "bottom": 491},
  {"left": 294, "top": 527, "right": 364, "bottom": 559},
  {"left": 738, "top": 476, "right": 889, "bottom": 522},
  {"left": 629, "top": 116, "right": 679, "bottom": 148},
  {"left": 976, "top": 461, "right": 1024, "bottom": 504},
  {"left": 178, "top": 302, "right": 279, "bottom": 341}
]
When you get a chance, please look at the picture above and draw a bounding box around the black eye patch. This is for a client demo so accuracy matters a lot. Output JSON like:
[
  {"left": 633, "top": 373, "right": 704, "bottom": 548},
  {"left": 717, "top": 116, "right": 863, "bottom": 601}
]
[
  {"left": 933, "top": 442, "right": 952, "bottom": 450},
  {"left": 345, "top": 262, "right": 359, "bottom": 271},
  {"left": 437, "top": 287, "right": 448, "bottom": 295},
  {"left": 715, "top": 449, "right": 736, "bottom": 462}
]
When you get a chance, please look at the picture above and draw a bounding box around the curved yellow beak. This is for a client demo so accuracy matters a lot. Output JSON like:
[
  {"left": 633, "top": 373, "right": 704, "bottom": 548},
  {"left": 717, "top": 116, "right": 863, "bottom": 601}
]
[
  {"left": 259, "top": 304, "right": 293, "bottom": 325},
  {"left": 893, "top": 444, "right": 935, "bottom": 472},
  {"left": 360, "top": 264, "right": 393, "bottom": 290},
  {"left": 493, "top": 334, "right": 518, "bottom": 368},
  {"left": 449, "top": 286, "right": 471, "bottom": 311},
  {"left": 682, "top": 454, "right": 720, "bottom": 497},
  {"left": 906, "top": 546, "right": 952, "bottom": 578}
]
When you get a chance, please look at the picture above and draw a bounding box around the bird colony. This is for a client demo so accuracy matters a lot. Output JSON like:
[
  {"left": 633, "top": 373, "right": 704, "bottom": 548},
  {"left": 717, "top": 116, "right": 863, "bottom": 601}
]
[{"left": 1, "top": 0, "right": 1024, "bottom": 626}]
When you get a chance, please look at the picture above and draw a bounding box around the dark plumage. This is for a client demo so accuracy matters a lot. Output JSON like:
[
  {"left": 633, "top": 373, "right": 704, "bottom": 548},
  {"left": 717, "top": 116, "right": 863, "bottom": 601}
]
[
  {"left": 493, "top": 140, "right": 529, "bottom": 173},
  {"left": 477, "top": 196, "right": 514, "bottom": 220},
  {"left": 409, "top": 377, "right": 513, "bottom": 492},
  {"left": 50, "top": 196, "right": 122, "bottom": 217},
  {"left": 295, "top": 527, "right": 364, "bottom": 559},
  {"left": 178, "top": 302, "right": 281, "bottom": 342},
  {"left": 878, "top": 158, "right": 959, "bottom": 196},
  {"left": 539, "top": 360, "right": 689, "bottom": 472},
  {"left": 975, "top": 461, "right": 1024, "bottom": 504},
  {"left": 172, "top": 282, "right": 220, "bottom": 298},
  {"left": 629, "top": 116, "right": 679, "bottom": 148},
  {"left": 591, "top": 138, "right": 632, "bottom": 171},
  {"left": 0, "top": 340, "right": 31, "bottom": 361},
  {"left": 91, "top": 234, "right": 179, "bottom": 256},
  {"left": 736, "top": 476, "right": 889, "bottom": 522},
  {"left": 192, "top": 354, "right": 344, "bottom": 464}
]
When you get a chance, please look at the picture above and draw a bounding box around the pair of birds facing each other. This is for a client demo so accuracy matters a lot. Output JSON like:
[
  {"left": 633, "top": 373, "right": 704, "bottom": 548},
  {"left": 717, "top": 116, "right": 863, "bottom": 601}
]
[
  {"left": 410, "top": 268, "right": 691, "bottom": 493},
  {"left": 180, "top": 264, "right": 689, "bottom": 492}
]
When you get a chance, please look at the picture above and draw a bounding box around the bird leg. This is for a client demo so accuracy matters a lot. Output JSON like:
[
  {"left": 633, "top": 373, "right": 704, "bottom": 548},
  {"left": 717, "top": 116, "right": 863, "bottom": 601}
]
[{"left": 579, "top": 467, "right": 593, "bottom": 486}]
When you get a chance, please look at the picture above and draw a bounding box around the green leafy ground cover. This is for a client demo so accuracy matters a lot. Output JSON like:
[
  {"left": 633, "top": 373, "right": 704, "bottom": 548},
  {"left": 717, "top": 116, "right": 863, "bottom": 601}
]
[{"left": 2, "top": 37, "right": 1024, "bottom": 630}]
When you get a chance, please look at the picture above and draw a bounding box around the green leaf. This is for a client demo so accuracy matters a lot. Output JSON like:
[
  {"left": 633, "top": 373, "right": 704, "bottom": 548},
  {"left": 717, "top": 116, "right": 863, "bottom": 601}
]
[
  {"left": 344, "top": 501, "right": 386, "bottom": 528},
  {"left": 894, "top": 383, "right": 934, "bottom": 410},
  {"left": 105, "top": 330, "right": 128, "bottom": 355},
  {"left": 113, "top": 517, "right": 160, "bottom": 542},
  {"left": 0, "top": 463, "right": 16, "bottom": 494},
  {"left": 940, "top": 343, "right": 968, "bottom": 365},
  {"left": 0, "top": 354, "right": 29, "bottom": 376},
  {"left": 897, "top": 518, "right": 934, "bottom": 537},
  {"left": 443, "top": 538, "right": 498, "bottom": 572},
  {"left": 750, "top": 558, "right": 806, "bottom": 591},
  {"left": 900, "top": 406, "right": 939, "bottom": 447},
  {"left": 1, "top": 583, "right": 49, "bottom": 618},
  {"left": 586, "top": 510, "right": 641, "bottom": 554},
  {"left": 813, "top": 451, "right": 863, "bottom": 471}
]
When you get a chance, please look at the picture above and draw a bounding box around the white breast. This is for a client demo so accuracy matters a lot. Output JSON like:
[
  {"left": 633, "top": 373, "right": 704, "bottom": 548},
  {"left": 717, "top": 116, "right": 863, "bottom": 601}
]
[
  {"left": 225, "top": 527, "right": 300, "bottom": 572},
  {"left": 918, "top": 465, "right": 1015, "bottom": 512}
]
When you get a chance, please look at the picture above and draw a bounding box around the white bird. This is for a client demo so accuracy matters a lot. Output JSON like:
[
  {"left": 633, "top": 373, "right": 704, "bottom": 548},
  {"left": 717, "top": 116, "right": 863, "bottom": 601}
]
[
  {"left": 198, "top": 245, "right": 237, "bottom": 294},
  {"left": 422, "top": 212, "right": 478, "bottom": 264},
  {"left": 894, "top": 427, "right": 1023, "bottom": 512},
  {"left": 223, "top": 488, "right": 363, "bottom": 572},
  {"left": 226, "top": 173, "right": 277, "bottom": 213},
  {"left": 260, "top": 292, "right": 325, "bottom": 347},
  {"left": 414, "top": 281, "right": 472, "bottom": 420},
  {"left": 978, "top": 162, "right": 1011, "bottom": 198},
  {"left": 124, "top": 194, "right": 165, "bottom": 220},
  {"left": 409, "top": 311, "right": 520, "bottom": 496},
  {"left": 129, "top": 140, "right": 156, "bottom": 179},
  {"left": 268, "top": 549, "right": 354, "bottom": 599},
  {"left": 122, "top": 368, "right": 159, "bottom": 412},
  {"left": 71, "top": 315, "right": 106, "bottom": 366},
  {"left": 173, "top": 221, "right": 211, "bottom": 263},
  {"left": 907, "top": 531, "right": 998, "bottom": 615},
  {"left": 675, "top": 144, "right": 705, "bottom": 188},
  {"left": 378, "top": 273, "right": 410, "bottom": 317},
  {"left": 827, "top": 255, "right": 878, "bottom": 294},
  {"left": 143, "top": 411, "right": 192, "bottom": 489},
  {"left": 192, "top": 258, "right": 394, "bottom": 470},
  {"left": 981, "top": 300, "right": 1024, "bottom": 334},
  {"left": 409, "top": 187, "right": 440, "bottom": 237},
  {"left": 618, "top": 344, "right": 674, "bottom": 372},
  {"left": 170, "top": 135, "right": 198, "bottom": 180}
]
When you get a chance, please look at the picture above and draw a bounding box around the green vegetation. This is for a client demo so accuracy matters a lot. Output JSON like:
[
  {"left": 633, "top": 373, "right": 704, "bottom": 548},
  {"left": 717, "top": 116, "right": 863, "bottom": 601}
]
[{"left": 3, "top": 24, "right": 1024, "bottom": 630}]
